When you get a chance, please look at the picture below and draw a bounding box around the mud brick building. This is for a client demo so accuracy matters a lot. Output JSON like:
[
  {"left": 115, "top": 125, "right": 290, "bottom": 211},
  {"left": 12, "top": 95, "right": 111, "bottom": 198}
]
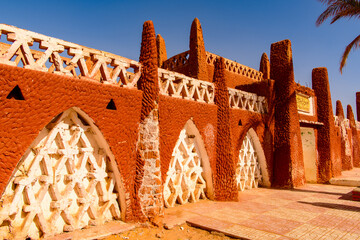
[{"left": 0, "top": 19, "right": 359, "bottom": 239}]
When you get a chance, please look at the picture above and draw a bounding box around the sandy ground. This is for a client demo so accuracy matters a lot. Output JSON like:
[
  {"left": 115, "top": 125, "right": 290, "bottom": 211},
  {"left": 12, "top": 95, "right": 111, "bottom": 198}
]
[{"left": 104, "top": 223, "right": 237, "bottom": 240}]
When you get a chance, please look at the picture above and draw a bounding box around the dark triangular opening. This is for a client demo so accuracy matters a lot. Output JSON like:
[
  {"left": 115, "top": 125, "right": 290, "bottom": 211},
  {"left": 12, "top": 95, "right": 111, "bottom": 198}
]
[
  {"left": 6, "top": 85, "right": 25, "bottom": 100},
  {"left": 106, "top": 99, "right": 117, "bottom": 110},
  {"left": 238, "top": 119, "right": 242, "bottom": 126}
]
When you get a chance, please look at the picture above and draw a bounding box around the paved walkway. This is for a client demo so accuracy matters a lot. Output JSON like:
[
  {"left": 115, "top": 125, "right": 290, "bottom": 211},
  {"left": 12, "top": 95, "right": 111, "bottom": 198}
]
[{"left": 163, "top": 184, "right": 360, "bottom": 239}]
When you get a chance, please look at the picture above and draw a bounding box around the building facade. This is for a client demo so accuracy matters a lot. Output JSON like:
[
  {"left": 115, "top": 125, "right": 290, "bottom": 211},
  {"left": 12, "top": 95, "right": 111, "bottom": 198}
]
[{"left": 0, "top": 19, "right": 359, "bottom": 239}]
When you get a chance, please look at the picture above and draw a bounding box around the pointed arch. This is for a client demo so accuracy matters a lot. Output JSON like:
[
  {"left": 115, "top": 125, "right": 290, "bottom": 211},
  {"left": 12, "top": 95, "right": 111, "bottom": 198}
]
[
  {"left": 236, "top": 128, "right": 270, "bottom": 191},
  {"left": 163, "top": 119, "right": 214, "bottom": 207},
  {"left": 0, "top": 107, "right": 126, "bottom": 239}
]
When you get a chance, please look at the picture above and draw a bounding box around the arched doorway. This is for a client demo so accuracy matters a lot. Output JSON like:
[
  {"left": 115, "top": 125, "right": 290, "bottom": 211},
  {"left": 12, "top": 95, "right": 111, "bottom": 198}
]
[
  {"left": 236, "top": 128, "right": 270, "bottom": 191},
  {"left": 163, "top": 120, "right": 213, "bottom": 208},
  {"left": 0, "top": 108, "right": 125, "bottom": 239}
]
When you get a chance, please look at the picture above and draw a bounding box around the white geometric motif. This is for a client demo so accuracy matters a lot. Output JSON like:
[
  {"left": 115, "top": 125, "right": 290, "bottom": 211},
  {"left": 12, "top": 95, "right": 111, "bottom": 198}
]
[
  {"left": 158, "top": 68, "right": 215, "bottom": 104},
  {"left": 162, "top": 51, "right": 189, "bottom": 69},
  {"left": 228, "top": 88, "right": 267, "bottom": 114},
  {"left": 236, "top": 132, "right": 262, "bottom": 191},
  {"left": 163, "top": 129, "right": 207, "bottom": 208},
  {"left": 206, "top": 52, "right": 263, "bottom": 81},
  {"left": 0, "top": 24, "right": 141, "bottom": 88},
  {"left": 0, "top": 109, "right": 121, "bottom": 239}
]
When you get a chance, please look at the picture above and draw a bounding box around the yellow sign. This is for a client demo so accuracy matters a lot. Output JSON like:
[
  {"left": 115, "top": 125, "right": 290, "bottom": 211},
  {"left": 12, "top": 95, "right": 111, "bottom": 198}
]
[{"left": 296, "top": 94, "right": 310, "bottom": 113}]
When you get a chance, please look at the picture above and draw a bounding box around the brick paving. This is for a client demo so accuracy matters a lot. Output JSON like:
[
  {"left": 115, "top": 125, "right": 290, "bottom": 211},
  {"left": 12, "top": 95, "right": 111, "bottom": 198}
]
[{"left": 164, "top": 184, "right": 360, "bottom": 239}]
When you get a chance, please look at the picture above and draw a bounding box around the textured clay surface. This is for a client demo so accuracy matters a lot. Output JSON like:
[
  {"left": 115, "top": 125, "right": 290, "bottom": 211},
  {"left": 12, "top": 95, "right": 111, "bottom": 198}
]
[
  {"left": 230, "top": 110, "right": 270, "bottom": 183},
  {"left": 312, "top": 67, "right": 341, "bottom": 181},
  {"left": 270, "top": 39, "right": 305, "bottom": 188},
  {"left": 213, "top": 57, "right": 237, "bottom": 201},
  {"left": 356, "top": 92, "right": 360, "bottom": 121},
  {"left": 235, "top": 79, "right": 275, "bottom": 184},
  {"left": 0, "top": 63, "right": 143, "bottom": 221},
  {"left": 163, "top": 18, "right": 259, "bottom": 87},
  {"left": 156, "top": 34, "right": 167, "bottom": 68},
  {"left": 158, "top": 95, "right": 217, "bottom": 186},
  {"left": 336, "top": 100, "right": 345, "bottom": 118},
  {"left": 336, "top": 100, "right": 353, "bottom": 170},
  {"left": 189, "top": 18, "right": 208, "bottom": 81},
  {"left": 347, "top": 105, "right": 360, "bottom": 167},
  {"left": 138, "top": 21, "right": 159, "bottom": 121},
  {"left": 259, "top": 52, "right": 270, "bottom": 80},
  {"left": 134, "top": 20, "right": 161, "bottom": 221}
]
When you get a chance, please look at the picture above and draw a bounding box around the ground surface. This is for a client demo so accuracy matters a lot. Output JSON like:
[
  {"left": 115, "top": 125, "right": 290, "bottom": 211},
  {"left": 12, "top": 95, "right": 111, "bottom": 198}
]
[
  {"left": 104, "top": 183, "right": 360, "bottom": 240},
  {"left": 105, "top": 223, "right": 236, "bottom": 240}
]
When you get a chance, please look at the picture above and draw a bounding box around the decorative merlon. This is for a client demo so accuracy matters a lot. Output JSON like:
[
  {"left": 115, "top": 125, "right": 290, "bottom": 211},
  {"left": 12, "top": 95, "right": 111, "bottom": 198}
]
[{"left": 334, "top": 116, "right": 357, "bottom": 129}]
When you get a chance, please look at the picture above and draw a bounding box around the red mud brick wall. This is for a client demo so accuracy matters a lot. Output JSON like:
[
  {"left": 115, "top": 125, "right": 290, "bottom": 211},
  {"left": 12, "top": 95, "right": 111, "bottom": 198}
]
[
  {"left": 271, "top": 39, "right": 305, "bottom": 188},
  {"left": 188, "top": 18, "right": 208, "bottom": 81},
  {"left": 158, "top": 96, "right": 217, "bottom": 184},
  {"left": 356, "top": 92, "right": 360, "bottom": 122},
  {"left": 336, "top": 100, "right": 353, "bottom": 170},
  {"left": 230, "top": 109, "right": 272, "bottom": 184},
  {"left": 0, "top": 64, "right": 142, "bottom": 221},
  {"left": 206, "top": 64, "right": 259, "bottom": 88},
  {"left": 165, "top": 62, "right": 258, "bottom": 88},
  {"left": 213, "top": 57, "right": 237, "bottom": 201},
  {"left": 234, "top": 80, "right": 275, "bottom": 184},
  {"left": 138, "top": 20, "right": 159, "bottom": 120},
  {"left": 312, "top": 67, "right": 340, "bottom": 180},
  {"left": 347, "top": 105, "right": 360, "bottom": 168}
]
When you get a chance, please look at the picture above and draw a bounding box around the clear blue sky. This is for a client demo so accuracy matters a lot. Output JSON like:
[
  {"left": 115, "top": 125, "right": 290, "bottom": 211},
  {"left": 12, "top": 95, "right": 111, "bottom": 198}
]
[{"left": 2, "top": 0, "right": 360, "bottom": 117}]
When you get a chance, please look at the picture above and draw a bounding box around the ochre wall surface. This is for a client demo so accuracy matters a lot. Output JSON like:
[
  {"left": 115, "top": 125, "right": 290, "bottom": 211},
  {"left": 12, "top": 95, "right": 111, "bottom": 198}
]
[
  {"left": 312, "top": 68, "right": 339, "bottom": 181},
  {"left": 230, "top": 109, "right": 271, "bottom": 182},
  {"left": 207, "top": 64, "right": 260, "bottom": 88},
  {"left": 158, "top": 95, "right": 217, "bottom": 184},
  {"left": 2, "top": 18, "right": 360, "bottom": 229},
  {"left": 0, "top": 63, "right": 143, "bottom": 221},
  {"left": 0, "top": 61, "right": 271, "bottom": 223},
  {"left": 165, "top": 62, "right": 258, "bottom": 88},
  {"left": 271, "top": 39, "right": 305, "bottom": 188}
]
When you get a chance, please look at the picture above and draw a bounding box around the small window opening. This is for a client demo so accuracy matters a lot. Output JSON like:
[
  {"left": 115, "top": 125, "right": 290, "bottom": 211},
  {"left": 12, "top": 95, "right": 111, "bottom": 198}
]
[
  {"left": 238, "top": 119, "right": 242, "bottom": 126},
  {"left": 6, "top": 85, "right": 25, "bottom": 100},
  {"left": 106, "top": 99, "right": 117, "bottom": 110}
]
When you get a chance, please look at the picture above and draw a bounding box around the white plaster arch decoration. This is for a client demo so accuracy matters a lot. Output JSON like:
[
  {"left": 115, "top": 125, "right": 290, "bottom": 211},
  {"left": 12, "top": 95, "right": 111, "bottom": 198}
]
[
  {"left": 0, "top": 107, "right": 126, "bottom": 239},
  {"left": 163, "top": 119, "right": 214, "bottom": 208},
  {"left": 236, "top": 128, "right": 270, "bottom": 191}
]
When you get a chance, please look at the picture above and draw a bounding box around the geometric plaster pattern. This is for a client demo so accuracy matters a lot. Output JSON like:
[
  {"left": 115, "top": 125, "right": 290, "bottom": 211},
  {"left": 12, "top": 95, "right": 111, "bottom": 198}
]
[
  {"left": 0, "top": 109, "right": 121, "bottom": 239},
  {"left": 228, "top": 88, "right": 267, "bottom": 114},
  {"left": 163, "top": 129, "right": 207, "bottom": 208},
  {"left": 0, "top": 24, "right": 140, "bottom": 88},
  {"left": 158, "top": 69, "right": 266, "bottom": 114},
  {"left": 236, "top": 132, "right": 262, "bottom": 191},
  {"left": 158, "top": 68, "right": 215, "bottom": 104},
  {"left": 162, "top": 51, "right": 189, "bottom": 69},
  {"left": 206, "top": 52, "right": 263, "bottom": 81},
  {"left": 162, "top": 51, "right": 263, "bottom": 82}
]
